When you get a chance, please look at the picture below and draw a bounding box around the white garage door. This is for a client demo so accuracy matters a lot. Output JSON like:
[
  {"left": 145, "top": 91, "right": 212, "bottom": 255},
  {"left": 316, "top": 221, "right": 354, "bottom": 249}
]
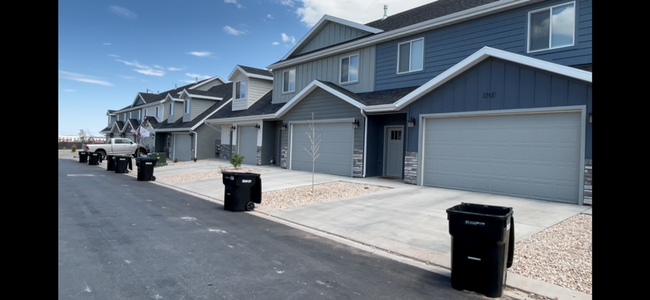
[
  {"left": 237, "top": 125, "right": 258, "bottom": 166},
  {"left": 422, "top": 111, "right": 582, "bottom": 203},
  {"left": 291, "top": 122, "right": 354, "bottom": 176},
  {"left": 174, "top": 134, "right": 192, "bottom": 162}
]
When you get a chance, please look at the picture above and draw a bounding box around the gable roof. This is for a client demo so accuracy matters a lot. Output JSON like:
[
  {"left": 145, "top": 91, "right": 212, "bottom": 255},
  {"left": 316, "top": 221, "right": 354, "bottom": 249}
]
[
  {"left": 205, "top": 90, "right": 284, "bottom": 123},
  {"left": 280, "top": 14, "right": 383, "bottom": 62},
  {"left": 365, "top": 46, "right": 593, "bottom": 112},
  {"left": 228, "top": 65, "right": 273, "bottom": 81},
  {"left": 154, "top": 98, "right": 232, "bottom": 132},
  {"left": 268, "top": 0, "right": 531, "bottom": 70},
  {"left": 110, "top": 121, "right": 124, "bottom": 133},
  {"left": 188, "top": 76, "right": 227, "bottom": 90}
]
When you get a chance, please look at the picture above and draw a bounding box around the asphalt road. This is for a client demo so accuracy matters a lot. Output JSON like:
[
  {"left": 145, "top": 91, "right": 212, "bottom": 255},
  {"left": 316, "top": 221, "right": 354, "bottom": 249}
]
[{"left": 59, "top": 159, "right": 510, "bottom": 300}]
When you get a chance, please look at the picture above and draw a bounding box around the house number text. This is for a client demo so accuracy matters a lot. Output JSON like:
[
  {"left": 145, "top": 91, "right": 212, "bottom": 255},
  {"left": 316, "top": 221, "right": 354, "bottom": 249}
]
[{"left": 483, "top": 92, "right": 496, "bottom": 98}]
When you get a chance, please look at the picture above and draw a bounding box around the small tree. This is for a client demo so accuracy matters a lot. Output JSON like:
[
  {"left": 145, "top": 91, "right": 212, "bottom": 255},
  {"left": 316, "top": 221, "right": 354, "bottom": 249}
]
[
  {"left": 78, "top": 129, "right": 89, "bottom": 144},
  {"left": 230, "top": 154, "right": 244, "bottom": 170},
  {"left": 299, "top": 112, "right": 322, "bottom": 194}
]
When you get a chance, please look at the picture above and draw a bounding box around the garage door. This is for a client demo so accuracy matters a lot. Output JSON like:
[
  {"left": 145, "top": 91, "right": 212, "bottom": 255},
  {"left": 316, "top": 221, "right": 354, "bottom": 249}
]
[
  {"left": 291, "top": 122, "right": 354, "bottom": 176},
  {"left": 174, "top": 134, "right": 192, "bottom": 162},
  {"left": 422, "top": 111, "right": 581, "bottom": 203},
  {"left": 237, "top": 125, "right": 258, "bottom": 165}
]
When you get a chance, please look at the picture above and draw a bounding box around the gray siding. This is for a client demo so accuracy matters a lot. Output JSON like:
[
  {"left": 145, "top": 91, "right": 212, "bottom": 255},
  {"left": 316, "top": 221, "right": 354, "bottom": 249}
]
[
  {"left": 281, "top": 88, "right": 364, "bottom": 151},
  {"left": 135, "top": 97, "right": 145, "bottom": 105},
  {"left": 375, "top": 0, "right": 592, "bottom": 91},
  {"left": 403, "top": 57, "right": 592, "bottom": 159},
  {"left": 272, "top": 46, "right": 376, "bottom": 104},
  {"left": 195, "top": 124, "right": 221, "bottom": 160},
  {"left": 231, "top": 73, "right": 248, "bottom": 111},
  {"left": 183, "top": 98, "right": 215, "bottom": 122},
  {"left": 248, "top": 77, "right": 273, "bottom": 104},
  {"left": 296, "top": 22, "right": 371, "bottom": 56}
]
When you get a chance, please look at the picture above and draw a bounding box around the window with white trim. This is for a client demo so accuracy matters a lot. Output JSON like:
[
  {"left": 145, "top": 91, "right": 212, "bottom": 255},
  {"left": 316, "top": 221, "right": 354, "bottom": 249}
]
[
  {"left": 169, "top": 102, "right": 174, "bottom": 115},
  {"left": 340, "top": 54, "right": 359, "bottom": 84},
  {"left": 528, "top": 2, "right": 575, "bottom": 52},
  {"left": 185, "top": 99, "right": 190, "bottom": 114},
  {"left": 144, "top": 108, "right": 148, "bottom": 118},
  {"left": 282, "top": 69, "right": 295, "bottom": 93},
  {"left": 397, "top": 38, "right": 424, "bottom": 74},
  {"left": 235, "top": 81, "right": 247, "bottom": 99},
  {"left": 155, "top": 107, "right": 159, "bottom": 118}
]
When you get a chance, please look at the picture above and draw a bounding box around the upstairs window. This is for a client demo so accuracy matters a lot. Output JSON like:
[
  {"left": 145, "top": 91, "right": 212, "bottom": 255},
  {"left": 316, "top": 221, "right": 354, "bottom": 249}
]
[
  {"left": 169, "top": 102, "right": 174, "bottom": 116},
  {"left": 185, "top": 99, "right": 190, "bottom": 114},
  {"left": 528, "top": 2, "right": 575, "bottom": 52},
  {"left": 155, "top": 107, "right": 159, "bottom": 118},
  {"left": 144, "top": 108, "right": 148, "bottom": 118},
  {"left": 282, "top": 69, "right": 295, "bottom": 93},
  {"left": 340, "top": 54, "right": 359, "bottom": 84},
  {"left": 235, "top": 81, "right": 247, "bottom": 99},
  {"left": 397, "top": 38, "right": 424, "bottom": 74}
]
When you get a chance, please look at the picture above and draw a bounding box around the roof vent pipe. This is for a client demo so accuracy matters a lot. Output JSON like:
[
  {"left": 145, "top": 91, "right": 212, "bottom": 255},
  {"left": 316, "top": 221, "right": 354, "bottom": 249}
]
[
  {"left": 195, "top": 77, "right": 198, "bottom": 83},
  {"left": 382, "top": 5, "right": 388, "bottom": 20}
]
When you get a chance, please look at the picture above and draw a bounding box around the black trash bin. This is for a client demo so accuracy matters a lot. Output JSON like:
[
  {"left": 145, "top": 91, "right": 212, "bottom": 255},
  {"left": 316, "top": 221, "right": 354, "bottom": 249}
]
[
  {"left": 114, "top": 156, "right": 133, "bottom": 174},
  {"left": 78, "top": 151, "right": 88, "bottom": 163},
  {"left": 446, "top": 202, "right": 515, "bottom": 298},
  {"left": 88, "top": 152, "right": 102, "bottom": 165},
  {"left": 106, "top": 155, "right": 116, "bottom": 171},
  {"left": 221, "top": 172, "right": 262, "bottom": 212},
  {"left": 136, "top": 157, "right": 158, "bottom": 181}
]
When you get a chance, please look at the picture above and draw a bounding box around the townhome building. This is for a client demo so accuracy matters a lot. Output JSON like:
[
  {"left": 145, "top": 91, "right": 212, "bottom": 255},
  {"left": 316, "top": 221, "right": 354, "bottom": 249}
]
[{"left": 259, "top": 0, "right": 592, "bottom": 205}]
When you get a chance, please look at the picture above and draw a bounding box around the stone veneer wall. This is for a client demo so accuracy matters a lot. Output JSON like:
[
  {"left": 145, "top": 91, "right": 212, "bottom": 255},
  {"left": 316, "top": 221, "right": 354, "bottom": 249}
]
[
  {"left": 404, "top": 152, "right": 418, "bottom": 185},
  {"left": 256, "top": 146, "right": 262, "bottom": 165},
  {"left": 583, "top": 159, "right": 592, "bottom": 205},
  {"left": 219, "top": 144, "right": 231, "bottom": 160},
  {"left": 281, "top": 146, "right": 288, "bottom": 169},
  {"left": 353, "top": 149, "right": 363, "bottom": 177}
]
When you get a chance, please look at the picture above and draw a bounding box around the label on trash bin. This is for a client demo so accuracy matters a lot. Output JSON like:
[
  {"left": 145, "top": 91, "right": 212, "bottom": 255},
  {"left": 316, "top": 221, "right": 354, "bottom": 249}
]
[
  {"left": 146, "top": 162, "right": 152, "bottom": 165},
  {"left": 507, "top": 223, "right": 510, "bottom": 230},
  {"left": 242, "top": 179, "right": 252, "bottom": 183},
  {"left": 465, "top": 220, "right": 485, "bottom": 226},
  {"left": 468, "top": 256, "right": 481, "bottom": 261}
]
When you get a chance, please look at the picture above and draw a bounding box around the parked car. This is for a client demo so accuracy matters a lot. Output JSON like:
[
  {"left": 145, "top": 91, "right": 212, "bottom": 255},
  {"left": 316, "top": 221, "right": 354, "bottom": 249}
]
[{"left": 84, "top": 138, "right": 147, "bottom": 160}]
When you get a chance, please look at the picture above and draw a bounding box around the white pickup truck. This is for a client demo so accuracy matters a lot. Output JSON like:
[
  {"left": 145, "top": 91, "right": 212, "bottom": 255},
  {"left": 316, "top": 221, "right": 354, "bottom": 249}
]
[{"left": 84, "top": 138, "right": 147, "bottom": 159}]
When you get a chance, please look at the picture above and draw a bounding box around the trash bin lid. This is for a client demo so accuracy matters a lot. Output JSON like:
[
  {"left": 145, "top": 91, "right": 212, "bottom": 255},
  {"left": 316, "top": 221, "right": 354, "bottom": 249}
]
[{"left": 446, "top": 202, "right": 513, "bottom": 220}]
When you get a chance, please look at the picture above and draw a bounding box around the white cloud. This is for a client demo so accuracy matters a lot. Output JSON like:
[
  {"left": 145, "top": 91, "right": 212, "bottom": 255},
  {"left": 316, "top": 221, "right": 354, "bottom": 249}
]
[
  {"left": 224, "top": 26, "right": 246, "bottom": 36},
  {"left": 295, "top": 0, "right": 435, "bottom": 27},
  {"left": 186, "top": 73, "right": 211, "bottom": 81},
  {"left": 59, "top": 71, "right": 113, "bottom": 86},
  {"left": 279, "top": 0, "right": 295, "bottom": 7},
  {"left": 110, "top": 6, "right": 137, "bottom": 20},
  {"left": 281, "top": 33, "right": 296, "bottom": 45},
  {"left": 115, "top": 59, "right": 165, "bottom": 76},
  {"left": 108, "top": 54, "right": 120, "bottom": 58},
  {"left": 121, "top": 75, "right": 135, "bottom": 80},
  {"left": 187, "top": 51, "right": 215, "bottom": 58},
  {"left": 224, "top": 0, "right": 243, "bottom": 9},
  {"left": 272, "top": 42, "right": 280, "bottom": 45},
  {"left": 267, "top": 14, "right": 273, "bottom": 19},
  {"left": 168, "top": 67, "right": 182, "bottom": 71}
]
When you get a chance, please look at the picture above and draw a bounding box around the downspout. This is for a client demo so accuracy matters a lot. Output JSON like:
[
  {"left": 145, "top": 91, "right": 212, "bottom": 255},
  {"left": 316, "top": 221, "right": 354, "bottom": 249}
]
[
  {"left": 190, "top": 130, "right": 198, "bottom": 159},
  {"left": 360, "top": 109, "right": 368, "bottom": 178}
]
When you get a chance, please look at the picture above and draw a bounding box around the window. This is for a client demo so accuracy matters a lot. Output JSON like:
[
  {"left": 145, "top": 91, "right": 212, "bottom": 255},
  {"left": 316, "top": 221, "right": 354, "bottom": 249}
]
[
  {"left": 144, "top": 108, "right": 148, "bottom": 118},
  {"left": 282, "top": 69, "right": 295, "bottom": 93},
  {"left": 170, "top": 102, "right": 174, "bottom": 115},
  {"left": 397, "top": 38, "right": 424, "bottom": 74},
  {"left": 528, "top": 2, "right": 575, "bottom": 52},
  {"left": 340, "top": 54, "right": 359, "bottom": 84},
  {"left": 235, "top": 81, "right": 247, "bottom": 99},
  {"left": 123, "top": 113, "right": 126, "bottom": 121},
  {"left": 185, "top": 99, "right": 190, "bottom": 114},
  {"left": 155, "top": 107, "right": 159, "bottom": 118}
]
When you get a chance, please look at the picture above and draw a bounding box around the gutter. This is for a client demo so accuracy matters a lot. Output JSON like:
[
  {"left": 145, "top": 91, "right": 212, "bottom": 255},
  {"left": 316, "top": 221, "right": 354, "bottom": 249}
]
[
  {"left": 190, "top": 130, "right": 198, "bottom": 159},
  {"left": 360, "top": 109, "right": 368, "bottom": 178}
]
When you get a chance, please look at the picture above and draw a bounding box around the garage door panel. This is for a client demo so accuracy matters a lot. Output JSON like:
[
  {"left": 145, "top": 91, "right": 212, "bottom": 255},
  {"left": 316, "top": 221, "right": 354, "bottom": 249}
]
[
  {"left": 291, "top": 123, "right": 353, "bottom": 176},
  {"left": 238, "top": 126, "right": 258, "bottom": 165},
  {"left": 174, "top": 134, "right": 192, "bottom": 162},
  {"left": 423, "top": 112, "right": 581, "bottom": 203}
]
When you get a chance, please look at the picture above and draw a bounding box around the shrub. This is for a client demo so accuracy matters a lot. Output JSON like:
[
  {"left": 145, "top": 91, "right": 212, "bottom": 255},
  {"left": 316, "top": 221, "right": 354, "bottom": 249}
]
[
  {"left": 174, "top": 158, "right": 178, "bottom": 163},
  {"left": 230, "top": 154, "right": 244, "bottom": 169},
  {"left": 71, "top": 145, "right": 77, "bottom": 152},
  {"left": 62, "top": 147, "right": 67, "bottom": 150},
  {"left": 193, "top": 157, "right": 197, "bottom": 162}
]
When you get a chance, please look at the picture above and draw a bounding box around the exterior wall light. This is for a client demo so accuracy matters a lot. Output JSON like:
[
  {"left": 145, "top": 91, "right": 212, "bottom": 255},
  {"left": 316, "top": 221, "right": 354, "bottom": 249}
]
[
  {"left": 353, "top": 119, "right": 360, "bottom": 129},
  {"left": 407, "top": 117, "right": 416, "bottom": 128}
]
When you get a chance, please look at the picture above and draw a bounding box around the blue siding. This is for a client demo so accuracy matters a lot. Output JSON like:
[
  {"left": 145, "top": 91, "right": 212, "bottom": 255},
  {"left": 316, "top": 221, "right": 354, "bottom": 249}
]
[
  {"left": 375, "top": 0, "right": 592, "bottom": 91},
  {"left": 404, "top": 58, "right": 592, "bottom": 159},
  {"left": 365, "top": 113, "right": 407, "bottom": 177}
]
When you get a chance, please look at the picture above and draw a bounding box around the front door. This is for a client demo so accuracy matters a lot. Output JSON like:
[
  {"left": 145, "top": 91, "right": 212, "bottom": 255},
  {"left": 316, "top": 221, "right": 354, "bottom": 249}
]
[{"left": 384, "top": 126, "right": 404, "bottom": 178}]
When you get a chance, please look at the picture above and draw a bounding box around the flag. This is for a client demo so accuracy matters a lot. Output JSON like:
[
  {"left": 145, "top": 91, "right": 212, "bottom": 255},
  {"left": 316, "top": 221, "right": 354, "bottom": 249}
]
[{"left": 140, "top": 128, "right": 150, "bottom": 138}]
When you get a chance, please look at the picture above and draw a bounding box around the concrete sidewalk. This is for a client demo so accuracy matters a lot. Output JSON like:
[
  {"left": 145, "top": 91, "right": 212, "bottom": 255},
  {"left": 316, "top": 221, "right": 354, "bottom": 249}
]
[{"left": 60, "top": 151, "right": 592, "bottom": 299}]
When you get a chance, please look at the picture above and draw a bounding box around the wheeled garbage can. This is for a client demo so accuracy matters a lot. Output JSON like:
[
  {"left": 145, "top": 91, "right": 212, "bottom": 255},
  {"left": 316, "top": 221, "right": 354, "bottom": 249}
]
[
  {"left": 114, "top": 156, "right": 133, "bottom": 174},
  {"left": 78, "top": 151, "right": 88, "bottom": 163},
  {"left": 136, "top": 157, "right": 158, "bottom": 181},
  {"left": 106, "top": 155, "right": 116, "bottom": 171},
  {"left": 221, "top": 172, "right": 262, "bottom": 212},
  {"left": 88, "top": 152, "right": 102, "bottom": 165},
  {"left": 446, "top": 202, "right": 514, "bottom": 298}
]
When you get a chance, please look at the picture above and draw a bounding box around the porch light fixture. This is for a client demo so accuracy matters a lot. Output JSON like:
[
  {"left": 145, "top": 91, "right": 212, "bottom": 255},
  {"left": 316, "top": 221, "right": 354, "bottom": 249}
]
[
  {"left": 255, "top": 123, "right": 261, "bottom": 130},
  {"left": 589, "top": 113, "right": 592, "bottom": 123},
  {"left": 281, "top": 123, "right": 288, "bottom": 130},
  {"left": 231, "top": 125, "right": 236, "bottom": 131},
  {"left": 109, "top": 133, "right": 114, "bottom": 137},
  {"left": 120, "top": 133, "right": 125, "bottom": 137},
  {"left": 353, "top": 119, "right": 360, "bottom": 129},
  {"left": 407, "top": 117, "right": 416, "bottom": 128}
]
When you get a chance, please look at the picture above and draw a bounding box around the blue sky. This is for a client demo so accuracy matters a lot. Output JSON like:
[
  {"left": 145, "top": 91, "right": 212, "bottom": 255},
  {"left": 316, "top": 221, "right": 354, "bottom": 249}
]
[{"left": 58, "top": 0, "right": 434, "bottom": 137}]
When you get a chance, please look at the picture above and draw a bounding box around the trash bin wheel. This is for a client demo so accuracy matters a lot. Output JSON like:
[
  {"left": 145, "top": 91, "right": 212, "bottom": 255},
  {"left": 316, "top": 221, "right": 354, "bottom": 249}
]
[
  {"left": 246, "top": 201, "right": 255, "bottom": 211},
  {"left": 151, "top": 176, "right": 156, "bottom": 181}
]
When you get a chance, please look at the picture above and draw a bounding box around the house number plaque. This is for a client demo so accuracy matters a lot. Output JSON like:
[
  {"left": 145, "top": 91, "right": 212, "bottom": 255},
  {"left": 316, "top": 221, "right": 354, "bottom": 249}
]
[{"left": 483, "top": 92, "right": 496, "bottom": 98}]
